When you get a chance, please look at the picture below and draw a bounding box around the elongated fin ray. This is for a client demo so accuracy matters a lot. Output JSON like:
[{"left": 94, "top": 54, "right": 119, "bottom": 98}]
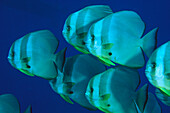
[
  {"left": 141, "top": 28, "right": 158, "bottom": 57},
  {"left": 60, "top": 94, "right": 74, "bottom": 104}
]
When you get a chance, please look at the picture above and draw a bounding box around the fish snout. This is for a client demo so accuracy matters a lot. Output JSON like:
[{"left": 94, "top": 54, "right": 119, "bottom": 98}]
[
  {"left": 85, "top": 92, "right": 94, "bottom": 101},
  {"left": 85, "top": 92, "right": 100, "bottom": 102},
  {"left": 85, "top": 92, "right": 90, "bottom": 99},
  {"left": 145, "top": 69, "right": 150, "bottom": 73},
  {"left": 62, "top": 31, "right": 68, "bottom": 38}
]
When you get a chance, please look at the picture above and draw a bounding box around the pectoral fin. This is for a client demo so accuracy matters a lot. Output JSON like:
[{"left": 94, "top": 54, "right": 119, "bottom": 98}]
[
  {"left": 97, "top": 56, "right": 115, "bottom": 66},
  {"left": 102, "top": 43, "right": 114, "bottom": 50},
  {"left": 60, "top": 94, "right": 74, "bottom": 104},
  {"left": 100, "top": 94, "right": 111, "bottom": 100},
  {"left": 21, "top": 57, "right": 31, "bottom": 63}
]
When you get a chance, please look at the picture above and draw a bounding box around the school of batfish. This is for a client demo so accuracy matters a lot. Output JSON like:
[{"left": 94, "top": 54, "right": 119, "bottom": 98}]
[{"left": 3, "top": 5, "right": 169, "bottom": 113}]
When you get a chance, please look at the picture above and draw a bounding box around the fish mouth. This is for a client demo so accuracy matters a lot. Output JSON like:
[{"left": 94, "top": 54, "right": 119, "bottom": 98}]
[
  {"left": 85, "top": 93, "right": 100, "bottom": 101},
  {"left": 145, "top": 70, "right": 150, "bottom": 73},
  {"left": 62, "top": 30, "right": 66, "bottom": 35},
  {"left": 98, "top": 107, "right": 111, "bottom": 113},
  {"left": 7, "top": 57, "right": 12, "bottom": 64},
  {"left": 62, "top": 32, "right": 67, "bottom": 38},
  {"left": 145, "top": 68, "right": 151, "bottom": 73},
  {"left": 7, "top": 56, "right": 12, "bottom": 60},
  {"left": 85, "top": 93, "right": 92, "bottom": 100},
  {"left": 7, "top": 58, "right": 18, "bottom": 68}
]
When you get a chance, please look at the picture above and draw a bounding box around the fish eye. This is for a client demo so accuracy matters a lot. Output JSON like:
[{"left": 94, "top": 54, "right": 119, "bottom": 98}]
[
  {"left": 66, "top": 25, "right": 71, "bottom": 31},
  {"left": 107, "top": 104, "right": 111, "bottom": 107},
  {"left": 26, "top": 64, "right": 31, "bottom": 68},
  {"left": 90, "top": 87, "right": 94, "bottom": 93},
  {"left": 151, "top": 62, "right": 156, "bottom": 68},
  {"left": 82, "top": 41, "right": 85, "bottom": 45},
  {"left": 108, "top": 52, "right": 112, "bottom": 56},
  {"left": 91, "top": 34, "right": 95, "bottom": 41},
  {"left": 69, "top": 91, "right": 73, "bottom": 94}
]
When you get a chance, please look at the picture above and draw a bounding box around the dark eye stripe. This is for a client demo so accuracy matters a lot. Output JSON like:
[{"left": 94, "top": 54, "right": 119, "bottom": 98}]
[
  {"left": 10, "top": 43, "right": 15, "bottom": 59},
  {"left": 90, "top": 78, "right": 95, "bottom": 99},
  {"left": 91, "top": 34, "right": 95, "bottom": 41},
  {"left": 90, "top": 87, "right": 94, "bottom": 93},
  {"left": 20, "top": 34, "right": 30, "bottom": 62},
  {"left": 9, "top": 42, "right": 17, "bottom": 68}
]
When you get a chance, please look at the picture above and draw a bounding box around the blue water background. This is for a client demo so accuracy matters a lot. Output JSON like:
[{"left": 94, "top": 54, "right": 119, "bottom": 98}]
[{"left": 0, "top": 0, "right": 170, "bottom": 113}]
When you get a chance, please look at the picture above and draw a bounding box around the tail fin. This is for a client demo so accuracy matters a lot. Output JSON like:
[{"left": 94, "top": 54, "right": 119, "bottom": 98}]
[
  {"left": 134, "top": 84, "right": 148, "bottom": 113},
  {"left": 144, "top": 92, "right": 162, "bottom": 113},
  {"left": 53, "top": 48, "right": 67, "bottom": 72},
  {"left": 141, "top": 28, "right": 158, "bottom": 57},
  {"left": 24, "top": 105, "right": 32, "bottom": 113}
]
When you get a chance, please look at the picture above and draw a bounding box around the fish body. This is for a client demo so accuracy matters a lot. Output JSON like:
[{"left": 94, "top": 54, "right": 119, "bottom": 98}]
[
  {"left": 49, "top": 54, "right": 106, "bottom": 110},
  {"left": 85, "top": 66, "right": 148, "bottom": 113},
  {"left": 62, "top": 5, "right": 113, "bottom": 54},
  {"left": 8, "top": 30, "right": 59, "bottom": 79},
  {"left": 145, "top": 41, "right": 170, "bottom": 96},
  {"left": 85, "top": 11, "right": 158, "bottom": 68},
  {"left": 155, "top": 88, "right": 170, "bottom": 106},
  {"left": 0, "top": 94, "right": 32, "bottom": 113}
]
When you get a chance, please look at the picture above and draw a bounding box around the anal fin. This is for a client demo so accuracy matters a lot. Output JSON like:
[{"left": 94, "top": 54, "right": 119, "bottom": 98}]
[{"left": 60, "top": 94, "right": 74, "bottom": 104}]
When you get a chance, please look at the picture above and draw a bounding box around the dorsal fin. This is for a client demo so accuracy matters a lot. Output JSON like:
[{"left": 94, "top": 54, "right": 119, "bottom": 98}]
[{"left": 54, "top": 48, "right": 67, "bottom": 72}]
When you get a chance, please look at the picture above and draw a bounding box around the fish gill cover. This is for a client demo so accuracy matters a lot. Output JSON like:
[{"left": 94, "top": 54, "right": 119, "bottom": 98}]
[{"left": 0, "top": 0, "right": 170, "bottom": 113}]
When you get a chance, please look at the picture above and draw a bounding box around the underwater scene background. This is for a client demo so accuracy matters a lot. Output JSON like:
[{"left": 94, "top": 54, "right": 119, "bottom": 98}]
[{"left": 0, "top": 0, "right": 170, "bottom": 113}]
